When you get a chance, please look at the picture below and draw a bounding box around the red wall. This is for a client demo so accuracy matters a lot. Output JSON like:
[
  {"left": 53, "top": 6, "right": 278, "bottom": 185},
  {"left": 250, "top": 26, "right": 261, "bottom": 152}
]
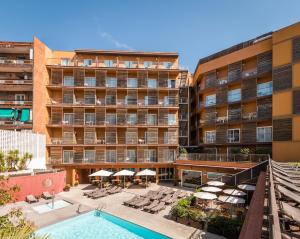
[{"left": 6, "top": 171, "right": 66, "bottom": 202}]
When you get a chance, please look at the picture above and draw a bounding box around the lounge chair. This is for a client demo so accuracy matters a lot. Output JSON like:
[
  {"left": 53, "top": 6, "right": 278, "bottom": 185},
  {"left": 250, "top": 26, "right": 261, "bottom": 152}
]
[
  {"left": 166, "top": 195, "right": 178, "bottom": 205},
  {"left": 274, "top": 176, "right": 300, "bottom": 194},
  {"left": 91, "top": 190, "right": 108, "bottom": 199},
  {"left": 143, "top": 200, "right": 159, "bottom": 211},
  {"left": 142, "top": 190, "right": 157, "bottom": 198},
  {"left": 26, "top": 195, "right": 38, "bottom": 203},
  {"left": 134, "top": 198, "right": 151, "bottom": 208},
  {"left": 124, "top": 196, "right": 140, "bottom": 206},
  {"left": 161, "top": 194, "right": 172, "bottom": 202},
  {"left": 163, "top": 188, "right": 174, "bottom": 195},
  {"left": 128, "top": 197, "right": 145, "bottom": 207},
  {"left": 178, "top": 191, "right": 187, "bottom": 198},
  {"left": 277, "top": 185, "right": 300, "bottom": 204},
  {"left": 150, "top": 192, "right": 164, "bottom": 200},
  {"left": 149, "top": 202, "right": 166, "bottom": 213},
  {"left": 42, "top": 191, "right": 53, "bottom": 199},
  {"left": 106, "top": 186, "right": 118, "bottom": 194},
  {"left": 86, "top": 188, "right": 106, "bottom": 197}
]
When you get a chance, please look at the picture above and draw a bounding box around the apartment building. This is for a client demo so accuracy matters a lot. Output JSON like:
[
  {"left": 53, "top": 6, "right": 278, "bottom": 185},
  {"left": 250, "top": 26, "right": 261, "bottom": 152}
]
[
  {"left": 0, "top": 41, "right": 33, "bottom": 130},
  {"left": 191, "top": 21, "right": 300, "bottom": 162}
]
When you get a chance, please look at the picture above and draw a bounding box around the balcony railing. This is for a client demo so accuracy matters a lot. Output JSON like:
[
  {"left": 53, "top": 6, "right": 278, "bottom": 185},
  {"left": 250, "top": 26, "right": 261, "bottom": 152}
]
[
  {"left": 241, "top": 68, "right": 257, "bottom": 79},
  {"left": 0, "top": 59, "right": 33, "bottom": 66},
  {"left": 0, "top": 79, "right": 32, "bottom": 84},
  {"left": 0, "top": 100, "right": 32, "bottom": 105}
]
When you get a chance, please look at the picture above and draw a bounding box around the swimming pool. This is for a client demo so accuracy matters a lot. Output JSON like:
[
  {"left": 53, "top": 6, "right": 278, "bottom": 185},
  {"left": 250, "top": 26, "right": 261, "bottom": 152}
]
[
  {"left": 32, "top": 200, "right": 72, "bottom": 214},
  {"left": 36, "top": 210, "right": 170, "bottom": 239}
]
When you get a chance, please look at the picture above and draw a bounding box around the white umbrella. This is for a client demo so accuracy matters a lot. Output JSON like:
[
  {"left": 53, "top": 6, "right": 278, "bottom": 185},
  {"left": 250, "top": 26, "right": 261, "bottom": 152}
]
[
  {"left": 218, "top": 195, "right": 245, "bottom": 204},
  {"left": 114, "top": 170, "right": 135, "bottom": 188},
  {"left": 136, "top": 169, "right": 156, "bottom": 188},
  {"left": 194, "top": 192, "right": 217, "bottom": 200},
  {"left": 223, "top": 189, "right": 246, "bottom": 196},
  {"left": 238, "top": 184, "right": 256, "bottom": 191},
  {"left": 89, "top": 170, "right": 113, "bottom": 188},
  {"left": 207, "top": 181, "right": 225, "bottom": 187},
  {"left": 201, "top": 186, "right": 222, "bottom": 193}
]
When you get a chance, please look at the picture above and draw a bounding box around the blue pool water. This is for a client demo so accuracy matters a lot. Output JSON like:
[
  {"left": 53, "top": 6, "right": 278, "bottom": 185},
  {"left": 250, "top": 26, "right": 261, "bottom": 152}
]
[{"left": 36, "top": 210, "right": 170, "bottom": 239}]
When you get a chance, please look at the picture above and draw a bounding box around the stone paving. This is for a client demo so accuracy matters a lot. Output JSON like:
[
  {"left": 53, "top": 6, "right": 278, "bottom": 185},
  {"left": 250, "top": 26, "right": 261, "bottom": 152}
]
[{"left": 0, "top": 183, "right": 225, "bottom": 239}]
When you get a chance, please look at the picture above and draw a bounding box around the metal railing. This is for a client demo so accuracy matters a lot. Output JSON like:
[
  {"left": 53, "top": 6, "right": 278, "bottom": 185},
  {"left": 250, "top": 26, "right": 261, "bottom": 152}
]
[
  {"left": 0, "top": 100, "right": 32, "bottom": 105},
  {"left": 0, "top": 59, "right": 32, "bottom": 65}
]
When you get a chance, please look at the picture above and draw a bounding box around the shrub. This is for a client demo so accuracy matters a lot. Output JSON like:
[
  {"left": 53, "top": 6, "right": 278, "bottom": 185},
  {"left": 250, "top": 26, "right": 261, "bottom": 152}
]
[{"left": 63, "top": 184, "right": 71, "bottom": 191}]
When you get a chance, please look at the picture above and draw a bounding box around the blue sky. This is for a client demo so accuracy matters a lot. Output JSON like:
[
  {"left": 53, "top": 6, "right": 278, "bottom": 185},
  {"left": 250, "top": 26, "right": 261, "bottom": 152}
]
[{"left": 1, "top": 0, "right": 300, "bottom": 72}]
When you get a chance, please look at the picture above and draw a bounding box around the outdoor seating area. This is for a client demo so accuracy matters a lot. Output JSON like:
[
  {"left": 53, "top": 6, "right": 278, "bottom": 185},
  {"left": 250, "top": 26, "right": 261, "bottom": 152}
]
[
  {"left": 25, "top": 191, "right": 54, "bottom": 203},
  {"left": 123, "top": 186, "right": 187, "bottom": 214},
  {"left": 269, "top": 160, "right": 300, "bottom": 238},
  {"left": 83, "top": 186, "right": 123, "bottom": 199}
]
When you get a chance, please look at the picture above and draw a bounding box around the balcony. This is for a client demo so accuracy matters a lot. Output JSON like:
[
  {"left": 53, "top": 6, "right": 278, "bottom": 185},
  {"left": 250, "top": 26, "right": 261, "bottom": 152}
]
[
  {"left": 0, "top": 100, "right": 32, "bottom": 106},
  {"left": 241, "top": 68, "right": 257, "bottom": 79}
]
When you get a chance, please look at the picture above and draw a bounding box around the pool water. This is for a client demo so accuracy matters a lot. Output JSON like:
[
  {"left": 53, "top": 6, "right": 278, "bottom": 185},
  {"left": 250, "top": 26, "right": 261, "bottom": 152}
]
[
  {"left": 32, "top": 200, "right": 72, "bottom": 214},
  {"left": 37, "top": 210, "right": 170, "bottom": 239}
]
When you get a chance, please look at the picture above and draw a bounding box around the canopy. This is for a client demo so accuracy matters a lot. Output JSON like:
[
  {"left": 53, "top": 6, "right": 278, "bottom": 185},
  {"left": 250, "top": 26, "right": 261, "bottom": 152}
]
[
  {"left": 201, "top": 186, "right": 222, "bottom": 193},
  {"left": 238, "top": 184, "right": 256, "bottom": 191},
  {"left": 89, "top": 170, "right": 113, "bottom": 177},
  {"left": 218, "top": 195, "right": 245, "bottom": 204},
  {"left": 223, "top": 189, "right": 246, "bottom": 196},
  {"left": 114, "top": 169, "right": 135, "bottom": 176},
  {"left": 207, "top": 181, "right": 225, "bottom": 187},
  {"left": 136, "top": 169, "right": 156, "bottom": 176},
  {"left": 194, "top": 192, "right": 217, "bottom": 200}
]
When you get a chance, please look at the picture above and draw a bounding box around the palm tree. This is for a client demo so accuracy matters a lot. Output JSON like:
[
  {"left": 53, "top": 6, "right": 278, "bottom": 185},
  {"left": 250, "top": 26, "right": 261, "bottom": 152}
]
[{"left": 0, "top": 224, "right": 50, "bottom": 239}]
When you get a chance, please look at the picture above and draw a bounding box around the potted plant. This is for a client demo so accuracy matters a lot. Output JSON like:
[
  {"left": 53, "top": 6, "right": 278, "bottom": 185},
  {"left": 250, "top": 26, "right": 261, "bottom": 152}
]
[
  {"left": 74, "top": 181, "right": 79, "bottom": 186},
  {"left": 179, "top": 147, "right": 188, "bottom": 159},
  {"left": 63, "top": 184, "right": 71, "bottom": 192}
]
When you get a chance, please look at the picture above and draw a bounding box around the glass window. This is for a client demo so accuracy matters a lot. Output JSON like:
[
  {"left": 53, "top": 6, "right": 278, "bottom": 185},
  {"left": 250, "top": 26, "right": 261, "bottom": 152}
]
[
  {"left": 85, "top": 113, "right": 95, "bottom": 125},
  {"left": 144, "top": 61, "right": 152, "bottom": 69},
  {"left": 83, "top": 59, "right": 92, "bottom": 66},
  {"left": 127, "top": 78, "right": 137, "bottom": 88},
  {"left": 106, "top": 113, "right": 116, "bottom": 125},
  {"left": 257, "top": 126, "right": 272, "bottom": 142},
  {"left": 106, "top": 77, "right": 117, "bottom": 87},
  {"left": 147, "top": 79, "right": 157, "bottom": 89},
  {"left": 168, "top": 114, "right": 176, "bottom": 126},
  {"left": 84, "top": 150, "right": 95, "bottom": 162},
  {"left": 146, "top": 149, "right": 156, "bottom": 162},
  {"left": 163, "top": 62, "right": 172, "bottom": 69},
  {"left": 106, "top": 150, "right": 116, "bottom": 162},
  {"left": 15, "top": 94, "right": 25, "bottom": 101},
  {"left": 228, "top": 89, "right": 241, "bottom": 102},
  {"left": 63, "top": 113, "right": 74, "bottom": 124},
  {"left": 205, "top": 131, "right": 216, "bottom": 143},
  {"left": 205, "top": 94, "right": 216, "bottom": 107},
  {"left": 63, "top": 76, "right": 74, "bottom": 86},
  {"left": 104, "top": 60, "right": 114, "bottom": 67},
  {"left": 207, "top": 172, "right": 225, "bottom": 180},
  {"left": 63, "top": 150, "right": 74, "bottom": 164},
  {"left": 168, "top": 79, "right": 176, "bottom": 88},
  {"left": 126, "top": 150, "right": 136, "bottom": 162},
  {"left": 147, "top": 114, "right": 157, "bottom": 125},
  {"left": 144, "top": 96, "right": 157, "bottom": 105},
  {"left": 84, "top": 92, "right": 95, "bottom": 105},
  {"left": 127, "top": 113, "right": 137, "bottom": 125},
  {"left": 84, "top": 77, "right": 96, "bottom": 87},
  {"left": 105, "top": 95, "right": 116, "bottom": 105},
  {"left": 257, "top": 82, "right": 272, "bottom": 97},
  {"left": 124, "top": 61, "right": 134, "bottom": 68},
  {"left": 227, "top": 129, "right": 240, "bottom": 143},
  {"left": 61, "top": 58, "right": 70, "bottom": 66}
]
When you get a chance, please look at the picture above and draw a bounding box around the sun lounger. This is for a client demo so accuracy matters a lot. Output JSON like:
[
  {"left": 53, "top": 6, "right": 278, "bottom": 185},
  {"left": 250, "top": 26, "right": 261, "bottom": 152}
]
[
  {"left": 142, "top": 190, "right": 157, "bottom": 198},
  {"left": 166, "top": 195, "right": 178, "bottom": 205},
  {"left": 178, "top": 191, "right": 187, "bottom": 198},
  {"left": 163, "top": 188, "right": 174, "bottom": 195},
  {"left": 280, "top": 202, "right": 300, "bottom": 225},
  {"left": 161, "top": 194, "right": 172, "bottom": 202},
  {"left": 128, "top": 197, "right": 145, "bottom": 207},
  {"left": 143, "top": 200, "right": 159, "bottom": 211},
  {"left": 151, "top": 192, "right": 164, "bottom": 200},
  {"left": 26, "top": 195, "right": 38, "bottom": 203},
  {"left": 42, "top": 191, "right": 53, "bottom": 199},
  {"left": 274, "top": 177, "right": 300, "bottom": 194},
  {"left": 149, "top": 202, "right": 166, "bottom": 213},
  {"left": 134, "top": 198, "right": 151, "bottom": 208},
  {"left": 277, "top": 185, "right": 300, "bottom": 204},
  {"left": 107, "top": 186, "right": 118, "bottom": 194},
  {"left": 91, "top": 191, "right": 108, "bottom": 199},
  {"left": 124, "top": 196, "right": 140, "bottom": 206}
]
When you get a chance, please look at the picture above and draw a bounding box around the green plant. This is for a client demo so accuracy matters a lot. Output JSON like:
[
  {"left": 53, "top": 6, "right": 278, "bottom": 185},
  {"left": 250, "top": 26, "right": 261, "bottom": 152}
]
[
  {"left": 188, "top": 209, "right": 206, "bottom": 222},
  {"left": 170, "top": 205, "right": 189, "bottom": 219},
  {"left": 240, "top": 148, "right": 251, "bottom": 155},
  {"left": 179, "top": 147, "right": 188, "bottom": 155},
  {"left": 0, "top": 176, "right": 20, "bottom": 206},
  {"left": 0, "top": 151, "right": 6, "bottom": 172},
  {"left": 63, "top": 184, "right": 71, "bottom": 191}
]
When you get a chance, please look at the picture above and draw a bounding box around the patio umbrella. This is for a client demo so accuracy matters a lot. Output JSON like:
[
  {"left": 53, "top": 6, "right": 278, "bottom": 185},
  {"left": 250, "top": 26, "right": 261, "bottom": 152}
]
[
  {"left": 89, "top": 170, "right": 113, "bottom": 188},
  {"left": 207, "top": 181, "right": 225, "bottom": 187},
  {"left": 136, "top": 169, "right": 156, "bottom": 187},
  {"left": 194, "top": 192, "right": 217, "bottom": 200},
  {"left": 218, "top": 195, "right": 245, "bottom": 204},
  {"left": 223, "top": 189, "right": 246, "bottom": 197},
  {"left": 114, "top": 170, "right": 135, "bottom": 188},
  {"left": 201, "top": 186, "right": 222, "bottom": 193},
  {"left": 237, "top": 184, "right": 256, "bottom": 191}
]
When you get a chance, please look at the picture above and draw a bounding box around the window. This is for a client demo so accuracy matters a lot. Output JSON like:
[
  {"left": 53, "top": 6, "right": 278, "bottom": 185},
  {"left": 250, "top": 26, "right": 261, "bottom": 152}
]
[
  {"left": 16, "top": 56, "right": 25, "bottom": 64},
  {"left": 0, "top": 57, "right": 6, "bottom": 64},
  {"left": 228, "top": 89, "right": 241, "bottom": 102},
  {"left": 125, "top": 95, "right": 137, "bottom": 105},
  {"left": 168, "top": 114, "right": 176, "bottom": 126},
  {"left": 168, "top": 79, "right": 176, "bottom": 88},
  {"left": 127, "top": 78, "right": 137, "bottom": 88},
  {"left": 106, "top": 77, "right": 117, "bottom": 87},
  {"left": 146, "top": 149, "right": 156, "bottom": 162},
  {"left": 105, "top": 95, "right": 116, "bottom": 105},
  {"left": 205, "top": 131, "right": 216, "bottom": 143},
  {"left": 63, "top": 76, "right": 74, "bottom": 86},
  {"left": 84, "top": 77, "right": 96, "bottom": 87},
  {"left": 15, "top": 94, "right": 25, "bottom": 101},
  {"left": 106, "top": 113, "right": 116, "bottom": 125},
  {"left": 257, "top": 126, "right": 272, "bottom": 142},
  {"left": 163, "top": 62, "right": 172, "bottom": 69},
  {"left": 126, "top": 150, "right": 136, "bottom": 162},
  {"left": 147, "top": 78, "right": 157, "bottom": 89},
  {"left": 207, "top": 172, "right": 225, "bottom": 180},
  {"left": 104, "top": 60, "right": 114, "bottom": 67},
  {"left": 83, "top": 59, "right": 92, "bottom": 66},
  {"left": 84, "top": 150, "right": 95, "bottom": 163},
  {"left": 106, "top": 150, "right": 116, "bottom": 162},
  {"left": 257, "top": 82, "right": 272, "bottom": 97},
  {"left": 63, "top": 113, "right": 74, "bottom": 124},
  {"left": 63, "top": 150, "right": 74, "bottom": 164},
  {"left": 147, "top": 114, "right": 157, "bottom": 125},
  {"left": 205, "top": 94, "right": 216, "bottom": 107},
  {"left": 227, "top": 129, "right": 240, "bottom": 143},
  {"left": 144, "top": 96, "right": 157, "bottom": 105},
  {"left": 84, "top": 92, "right": 95, "bottom": 104},
  {"left": 144, "top": 61, "right": 152, "bottom": 68},
  {"left": 127, "top": 113, "right": 137, "bottom": 125},
  {"left": 124, "top": 61, "right": 134, "bottom": 68},
  {"left": 85, "top": 113, "right": 95, "bottom": 125},
  {"left": 60, "top": 58, "right": 70, "bottom": 66}
]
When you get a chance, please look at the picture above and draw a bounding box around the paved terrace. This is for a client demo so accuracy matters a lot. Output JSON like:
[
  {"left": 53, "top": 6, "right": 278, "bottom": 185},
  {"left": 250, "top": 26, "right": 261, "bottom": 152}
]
[{"left": 0, "top": 184, "right": 225, "bottom": 239}]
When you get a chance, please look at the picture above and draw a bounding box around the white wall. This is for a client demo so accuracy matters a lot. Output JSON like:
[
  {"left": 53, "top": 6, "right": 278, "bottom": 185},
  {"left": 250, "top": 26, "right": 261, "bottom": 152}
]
[{"left": 0, "top": 130, "right": 46, "bottom": 169}]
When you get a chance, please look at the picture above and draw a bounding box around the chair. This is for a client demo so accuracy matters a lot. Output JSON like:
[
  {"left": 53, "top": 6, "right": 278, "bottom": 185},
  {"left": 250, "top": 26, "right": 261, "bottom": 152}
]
[
  {"left": 149, "top": 202, "right": 166, "bottom": 213},
  {"left": 26, "top": 195, "right": 38, "bottom": 203},
  {"left": 42, "top": 191, "right": 53, "bottom": 199}
]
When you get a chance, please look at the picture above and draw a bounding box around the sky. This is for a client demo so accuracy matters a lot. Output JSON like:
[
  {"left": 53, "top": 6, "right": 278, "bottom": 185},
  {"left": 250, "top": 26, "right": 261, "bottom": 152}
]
[{"left": 1, "top": 0, "right": 300, "bottom": 72}]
